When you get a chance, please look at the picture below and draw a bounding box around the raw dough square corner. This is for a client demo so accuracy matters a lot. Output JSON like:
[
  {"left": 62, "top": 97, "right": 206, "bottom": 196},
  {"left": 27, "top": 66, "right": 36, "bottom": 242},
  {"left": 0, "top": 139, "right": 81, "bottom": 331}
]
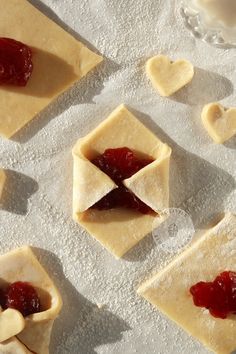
[
  {"left": 72, "top": 104, "right": 171, "bottom": 258},
  {"left": 0, "top": 0, "right": 103, "bottom": 138},
  {"left": 138, "top": 213, "right": 236, "bottom": 354}
]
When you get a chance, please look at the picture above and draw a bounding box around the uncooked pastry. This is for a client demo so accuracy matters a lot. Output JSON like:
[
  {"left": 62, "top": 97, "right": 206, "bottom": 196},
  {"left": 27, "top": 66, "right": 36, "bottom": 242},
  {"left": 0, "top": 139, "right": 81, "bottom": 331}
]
[
  {"left": 138, "top": 213, "right": 236, "bottom": 354},
  {"left": 0, "top": 169, "right": 6, "bottom": 201},
  {"left": 0, "top": 246, "right": 62, "bottom": 354},
  {"left": 146, "top": 55, "right": 194, "bottom": 97},
  {"left": 73, "top": 105, "right": 171, "bottom": 258},
  {"left": 0, "top": 0, "right": 102, "bottom": 138},
  {"left": 0, "top": 309, "right": 25, "bottom": 343},
  {"left": 202, "top": 102, "right": 236, "bottom": 143},
  {"left": 0, "top": 337, "right": 33, "bottom": 354}
]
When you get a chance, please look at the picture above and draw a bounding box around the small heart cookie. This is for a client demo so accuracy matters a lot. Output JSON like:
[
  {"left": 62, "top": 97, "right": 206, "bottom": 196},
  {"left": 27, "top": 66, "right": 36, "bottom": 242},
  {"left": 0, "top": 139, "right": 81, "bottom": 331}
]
[
  {"left": 202, "top": 103, "right": 236, "bottom": 143},
  {"left": 0, "top": 308, "right": 25, "bottom": 342},
  {"left": 146, "top": 55, "right": 194, "bottom": 97}
]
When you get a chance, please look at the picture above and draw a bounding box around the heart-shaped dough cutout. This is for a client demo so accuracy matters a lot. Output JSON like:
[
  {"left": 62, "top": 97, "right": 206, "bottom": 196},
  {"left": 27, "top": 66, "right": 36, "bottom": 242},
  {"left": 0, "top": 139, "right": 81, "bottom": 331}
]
[
  {"left": 0, "top": 308, "right": 25, "bottom": 342},
  {"left": 202, "top": 103, "right": 236, "bottom": 143},
  {"left": 146, "top": 55, "right": 194, "bottom": 97}
]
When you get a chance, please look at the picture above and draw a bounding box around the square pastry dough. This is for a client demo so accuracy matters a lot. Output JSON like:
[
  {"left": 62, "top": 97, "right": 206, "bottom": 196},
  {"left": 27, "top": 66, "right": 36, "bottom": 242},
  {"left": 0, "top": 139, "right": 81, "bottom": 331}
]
[
  {"left": 0, "top": 246, "right": 62, "bottom": 354},
  {"left": 73, "top": 105, "right": 171, "bottom": 258},
  {"left": 138, "top": 213, "right": 236, "bottom": 354},
  {"left": 0, "top": 0, "right": 102, "bottom": 138}
]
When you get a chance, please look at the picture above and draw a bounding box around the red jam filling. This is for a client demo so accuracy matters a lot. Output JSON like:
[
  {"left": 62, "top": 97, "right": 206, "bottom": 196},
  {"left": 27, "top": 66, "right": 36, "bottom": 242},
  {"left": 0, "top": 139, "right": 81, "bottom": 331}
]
[
  {"left": 190, "top": 271, "right": 236, "bottom": 319},
  {"left": 91, "top": 147, "right": 154, "bottom": 214},
  {"left": 0, "top": 281, "right": 41, "bottom": 317},
  {"left": 0, "top": 38, "right": 33, "bottom": 86}
]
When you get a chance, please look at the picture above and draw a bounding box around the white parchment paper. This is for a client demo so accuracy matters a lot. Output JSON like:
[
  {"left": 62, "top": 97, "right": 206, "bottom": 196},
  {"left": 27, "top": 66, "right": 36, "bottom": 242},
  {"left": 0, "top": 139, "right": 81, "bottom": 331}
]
[{"left": 0, "top": 0, "right": 235, "bottom": 353}]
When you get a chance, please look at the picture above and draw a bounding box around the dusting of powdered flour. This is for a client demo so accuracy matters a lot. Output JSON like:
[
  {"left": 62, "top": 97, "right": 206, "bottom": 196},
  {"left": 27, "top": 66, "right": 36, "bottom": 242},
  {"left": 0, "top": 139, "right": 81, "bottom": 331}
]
[{"left": 0, "top": 0, "right": 235, "bottom": 353}]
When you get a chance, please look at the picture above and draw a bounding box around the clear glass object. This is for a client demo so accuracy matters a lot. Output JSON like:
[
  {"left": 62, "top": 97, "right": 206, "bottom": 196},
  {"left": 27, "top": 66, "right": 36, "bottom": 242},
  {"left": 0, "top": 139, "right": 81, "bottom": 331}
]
[{"left": 179, "top": 0, "right": 236, "bottom": 47}]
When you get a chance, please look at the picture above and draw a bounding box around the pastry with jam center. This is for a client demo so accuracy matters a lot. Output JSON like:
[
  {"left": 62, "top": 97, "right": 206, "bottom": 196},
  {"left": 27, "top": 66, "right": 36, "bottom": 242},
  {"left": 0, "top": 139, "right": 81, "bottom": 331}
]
[
  {"left": 72, "top": 105, "right": 172, "bottom": 258},
  {"left": 0, "top": 246, "right": 62, "bottom": 354}
]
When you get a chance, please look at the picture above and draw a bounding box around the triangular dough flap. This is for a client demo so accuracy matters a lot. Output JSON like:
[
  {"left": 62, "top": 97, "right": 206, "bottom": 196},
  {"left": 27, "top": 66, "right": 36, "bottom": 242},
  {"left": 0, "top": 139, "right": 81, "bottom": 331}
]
[
  {"left": 0, "top": 337, "right": 33, "bottom": 354},
  {"left": 17, "top": 320, "right": 53, "bottom": 354},
  {"left": 124, "top": 144, "right": 171, "bottom": 212},
  {"left": 72, "top": 140, "right": 117, "bottom": 214}
]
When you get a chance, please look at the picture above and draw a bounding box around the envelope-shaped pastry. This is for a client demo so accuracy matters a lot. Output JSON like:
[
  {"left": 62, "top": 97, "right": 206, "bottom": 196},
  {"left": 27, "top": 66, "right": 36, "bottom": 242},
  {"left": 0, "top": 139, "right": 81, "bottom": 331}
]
[
  {"left": 0, "top": 246, "right": 62, "bottom": 354},
  {"left": 0, "top": 169, "right": 6, "bottom": 201},
  {"left": 0, "top": 0, "right": 102, "bottom": 138},
  {"left": 72, "top": 105, "right": 172, "bottom": 258},
  {"left": 138, "top": 213, "right": 236, "bottom": 354}
]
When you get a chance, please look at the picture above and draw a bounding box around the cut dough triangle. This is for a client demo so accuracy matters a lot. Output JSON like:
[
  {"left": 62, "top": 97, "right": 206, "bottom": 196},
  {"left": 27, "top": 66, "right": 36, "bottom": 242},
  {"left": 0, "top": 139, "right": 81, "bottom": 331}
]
[
  {"left": 73, "top": 105, "right": 171, "bottom": 257},
  {"left": 0, "top": 246, "right": 62, "bottom": 354},
  {"left": 124, "top": 144, "right": 171, "bottom": 213},
  {"left": 0, "top": 0, "right": 103, "bottom": 138},
  {"left": 72, "top": 140, "right": 117, "bottom": 214}
]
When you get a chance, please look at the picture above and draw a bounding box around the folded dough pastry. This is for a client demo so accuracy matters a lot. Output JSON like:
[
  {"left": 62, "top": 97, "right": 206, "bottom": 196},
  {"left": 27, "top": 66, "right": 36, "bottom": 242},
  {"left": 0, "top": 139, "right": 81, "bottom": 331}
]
[
  {"left": 0, "top": 0, "right": 102, "bottom": 138},
  {"left": 0, "top": 337, "right": 33, "bottom": 354},
  {"left": 0, "top": 246, "right": 62, "bottom": 354},
  {"left": 73, "top": 105, "right": 172, "bottom": 258},
  {"left": 138, "top": 213, "right": 236, "bottom": 354}
]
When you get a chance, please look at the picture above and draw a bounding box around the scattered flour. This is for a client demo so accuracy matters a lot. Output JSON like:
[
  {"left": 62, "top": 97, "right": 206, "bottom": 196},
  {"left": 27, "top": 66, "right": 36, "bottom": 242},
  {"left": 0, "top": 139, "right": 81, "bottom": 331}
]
[{"left": 0, "top": 0, "right": 236, "bottom": 353}]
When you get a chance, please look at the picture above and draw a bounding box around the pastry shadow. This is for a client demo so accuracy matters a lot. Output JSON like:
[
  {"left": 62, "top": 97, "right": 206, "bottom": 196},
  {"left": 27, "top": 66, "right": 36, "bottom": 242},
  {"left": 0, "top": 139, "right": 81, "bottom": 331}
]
[
  {"left": 2, "top": 48, "right": 77, "bottom": 98},
  {"left": 122, "top": 233, "right": 156, "bottom": 262},
  {"left": 11, "top": 56, "right": 119, "bottom": 144},
  {"left": 170, "top": 67, "right": 233, "bottom": 106},
  {"left": 0, "top": 170, "right": 38, "bottom": 215},
  {"left": 224, "top": 136, "right": 236, "bottom": 149},
  {"left": 12, "top": 1, "right": 120, "bottom": 144},
  {"left": 32, "top": 248, "right": 130, "bottom": 354},
  {"left": 129, "top": 108, "right": 236, "bottom": 231}
]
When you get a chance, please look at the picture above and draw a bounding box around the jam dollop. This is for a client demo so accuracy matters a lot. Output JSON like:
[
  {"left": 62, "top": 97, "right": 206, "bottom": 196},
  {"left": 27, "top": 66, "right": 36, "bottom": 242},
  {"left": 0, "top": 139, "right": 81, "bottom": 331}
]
[
  {"left": 2, "top": 281, "right": 41, "bottom": 317},
  {"left": 190, "top": 271, "right": 236, "bottom": 319},
  {"left": 91, "top": 147, "right": 154, "bottom": 214},
  {"left": 0, "top": 38, "right": 33, "bottom": 86}
]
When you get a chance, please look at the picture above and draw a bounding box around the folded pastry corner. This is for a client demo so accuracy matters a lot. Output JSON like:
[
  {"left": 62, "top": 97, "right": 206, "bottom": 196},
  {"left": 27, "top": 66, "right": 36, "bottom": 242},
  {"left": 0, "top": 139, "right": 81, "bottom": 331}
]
[
  {"left": 0, "top": 246, "right": 62, "bottom": 354},
  {"left": 138, "top": 212, "right": 236, "bottom": 354},
  {"left": 0, "top": 336, "right": 34, "bottom": 354},
  {"left": 123, "top": 143, "right": 171, "bottom": 213},
  {"left": 72, "top": 140, "right": 117, "bottom": 215},
  {"left": 72, "top": 105, "right": 172, "bottom": 258}
]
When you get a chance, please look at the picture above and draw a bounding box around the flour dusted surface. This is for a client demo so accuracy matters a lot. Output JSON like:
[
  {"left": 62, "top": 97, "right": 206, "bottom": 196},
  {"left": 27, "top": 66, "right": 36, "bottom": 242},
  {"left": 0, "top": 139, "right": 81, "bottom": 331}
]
[{"left": 0, "top": 0, "right": 235, "bottom": 353}]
